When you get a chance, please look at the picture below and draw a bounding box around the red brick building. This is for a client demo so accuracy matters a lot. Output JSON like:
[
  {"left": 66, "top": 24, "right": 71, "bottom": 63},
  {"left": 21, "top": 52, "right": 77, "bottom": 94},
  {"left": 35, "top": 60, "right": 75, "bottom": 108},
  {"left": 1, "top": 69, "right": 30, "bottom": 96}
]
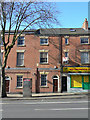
[{"left": 1, "top": 18, "right": 90, "bottom": 94}]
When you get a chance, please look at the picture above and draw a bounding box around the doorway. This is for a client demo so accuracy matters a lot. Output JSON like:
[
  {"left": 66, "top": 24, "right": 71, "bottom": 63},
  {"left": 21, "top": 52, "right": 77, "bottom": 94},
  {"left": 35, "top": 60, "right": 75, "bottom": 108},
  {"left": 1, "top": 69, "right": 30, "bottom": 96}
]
[
  {"left": 62, "top": 76, "right": 67, "bottom": 92},
  {"left": 5, "top": 80, "right": 10, "bottom": 93},
  {"left": 53, "top": 76, "right": 58, "bottom": 93},
  {"left": 5, "top": 76, "right": 10, "bottom": 93}
]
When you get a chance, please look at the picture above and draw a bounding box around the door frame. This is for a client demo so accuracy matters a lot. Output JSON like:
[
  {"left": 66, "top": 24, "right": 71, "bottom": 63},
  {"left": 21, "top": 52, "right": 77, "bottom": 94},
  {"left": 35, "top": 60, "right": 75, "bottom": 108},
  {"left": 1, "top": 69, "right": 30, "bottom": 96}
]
[
  {"left": 62, "top": 76, "right": 67, "bottom": 92},
  {"left": 52, "top": 75, "right": 59, "bottom": 93},
  {"left": 5, "top": 76, "right": 11, "bottom": 93}
]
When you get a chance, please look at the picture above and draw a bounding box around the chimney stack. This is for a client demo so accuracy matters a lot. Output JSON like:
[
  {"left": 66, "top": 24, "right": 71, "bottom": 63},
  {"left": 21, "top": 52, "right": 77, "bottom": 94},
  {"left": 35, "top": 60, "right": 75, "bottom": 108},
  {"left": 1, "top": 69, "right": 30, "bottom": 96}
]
[{"left": 82, "top": 18, "right": 88, "bottom": 30}]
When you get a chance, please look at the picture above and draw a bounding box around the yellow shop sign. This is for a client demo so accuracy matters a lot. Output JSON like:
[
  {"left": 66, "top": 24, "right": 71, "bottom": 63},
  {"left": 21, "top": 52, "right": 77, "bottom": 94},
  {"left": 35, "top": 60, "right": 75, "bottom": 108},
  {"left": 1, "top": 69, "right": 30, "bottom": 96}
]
[{"left": 63, "top": 67, "right": 90, "bottom": 73}]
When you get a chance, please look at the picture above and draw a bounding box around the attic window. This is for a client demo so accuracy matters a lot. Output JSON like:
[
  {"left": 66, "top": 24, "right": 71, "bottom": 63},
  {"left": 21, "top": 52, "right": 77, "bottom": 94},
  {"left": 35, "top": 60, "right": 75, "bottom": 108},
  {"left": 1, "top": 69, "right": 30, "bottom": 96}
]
[{"left": 70, "top": 29, "right": 76, "bottom": 32}]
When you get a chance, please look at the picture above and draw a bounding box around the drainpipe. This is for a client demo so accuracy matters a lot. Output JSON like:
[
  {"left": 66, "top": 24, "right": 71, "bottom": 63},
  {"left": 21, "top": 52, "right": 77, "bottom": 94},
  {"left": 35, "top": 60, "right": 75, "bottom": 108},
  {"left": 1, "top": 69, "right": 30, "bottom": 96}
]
[{"left": 59, "top": 36, "right": 63, "bottom": 93}]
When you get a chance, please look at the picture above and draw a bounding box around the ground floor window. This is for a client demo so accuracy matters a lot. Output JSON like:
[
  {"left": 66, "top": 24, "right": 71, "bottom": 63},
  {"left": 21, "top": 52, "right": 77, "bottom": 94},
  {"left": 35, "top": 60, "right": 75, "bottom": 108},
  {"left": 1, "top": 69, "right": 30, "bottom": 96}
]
[
  {"left": 41, "top": 74, "right": 47, "bottom": 86},
  {"left": 70, "top": 75, "right": 90, "bottom": 89},
  {"left": 71, "top": 75, "right": 82, "bottom": 88},
  {"left": 17, "top": 76, "right": 23, "bottom": 87}
]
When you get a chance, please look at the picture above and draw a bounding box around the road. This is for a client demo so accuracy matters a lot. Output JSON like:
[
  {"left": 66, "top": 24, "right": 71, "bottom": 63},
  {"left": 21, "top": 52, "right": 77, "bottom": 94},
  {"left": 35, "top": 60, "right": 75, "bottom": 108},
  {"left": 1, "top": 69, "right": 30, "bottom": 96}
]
[{"left": 1, "top": 98, "right": 89, "bottom": 118}]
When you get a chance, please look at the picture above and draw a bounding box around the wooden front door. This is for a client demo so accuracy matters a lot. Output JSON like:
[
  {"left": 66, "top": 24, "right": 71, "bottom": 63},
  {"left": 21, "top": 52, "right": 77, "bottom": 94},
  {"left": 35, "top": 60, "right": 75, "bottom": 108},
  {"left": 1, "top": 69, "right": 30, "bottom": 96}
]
[
  {"left": 53, "top": 79, "right": 58, "bottom": 92},
  {"left": 5, "top": 80, "right": 9, "bottom": 93},
  {"left": 62, "top": 76, "right": 67, "bottom": 92}
]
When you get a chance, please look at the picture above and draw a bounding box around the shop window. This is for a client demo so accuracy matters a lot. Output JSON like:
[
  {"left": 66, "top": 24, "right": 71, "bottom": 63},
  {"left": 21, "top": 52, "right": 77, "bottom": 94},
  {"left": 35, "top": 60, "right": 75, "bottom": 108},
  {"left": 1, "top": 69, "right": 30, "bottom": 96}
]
[{"left": 71, "top": 75, "right": 82, "bottom": 88}]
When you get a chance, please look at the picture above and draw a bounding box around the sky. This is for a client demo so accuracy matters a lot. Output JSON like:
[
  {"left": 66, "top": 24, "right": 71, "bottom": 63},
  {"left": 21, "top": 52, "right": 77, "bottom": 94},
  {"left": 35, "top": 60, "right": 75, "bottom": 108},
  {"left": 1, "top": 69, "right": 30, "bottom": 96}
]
[
  {"left": 0, "top": 2, "right": 88, "bottom": 29},
  {"left": 55, "top": 2, "right": 88, "bottom": 28}
]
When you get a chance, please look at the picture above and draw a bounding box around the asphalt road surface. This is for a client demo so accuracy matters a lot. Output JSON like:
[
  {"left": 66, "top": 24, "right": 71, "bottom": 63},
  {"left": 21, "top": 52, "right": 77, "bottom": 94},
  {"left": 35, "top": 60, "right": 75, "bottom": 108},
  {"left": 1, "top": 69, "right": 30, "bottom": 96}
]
[{"left": 1, "top": 98, "right": 89, "bottom": 118}]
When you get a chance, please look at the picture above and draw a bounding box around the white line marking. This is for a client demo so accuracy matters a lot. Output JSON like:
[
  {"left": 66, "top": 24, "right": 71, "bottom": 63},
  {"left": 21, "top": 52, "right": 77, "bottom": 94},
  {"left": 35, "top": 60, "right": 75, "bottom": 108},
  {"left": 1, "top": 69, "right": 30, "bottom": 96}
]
[
  {"left": 35, "top": 108, "right": 89, "bottom": 111},
  {"left": 1, "top": 101, "right": 89, "bottom": 105},
  {"left": 0, "top": 109, "right": 3, "bottom": 111},
  {"left": 24, "top": 101, "right": 89, "bottom": 104}
]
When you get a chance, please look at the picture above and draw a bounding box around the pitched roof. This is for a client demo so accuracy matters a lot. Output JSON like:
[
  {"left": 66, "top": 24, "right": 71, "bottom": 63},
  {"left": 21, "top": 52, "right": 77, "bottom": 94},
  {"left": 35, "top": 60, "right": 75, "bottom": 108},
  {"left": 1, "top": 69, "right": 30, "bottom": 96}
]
[{"left": 37, "top": 28, "right": 90, "bottom": 36}]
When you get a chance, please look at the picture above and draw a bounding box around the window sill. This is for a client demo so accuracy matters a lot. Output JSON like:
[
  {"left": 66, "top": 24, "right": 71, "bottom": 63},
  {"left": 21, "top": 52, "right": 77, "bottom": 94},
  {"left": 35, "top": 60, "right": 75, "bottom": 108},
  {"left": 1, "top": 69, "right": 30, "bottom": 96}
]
[
  {"left": 81, "top": 63, "right": 90, "bottom": 65},
  {"left": 17, "top": 45, "right": 26, "bottom": 47},
  {"left": 65, "top": 44, "right": 70, "bottom": 45},
  {"left": 40, "top": 63, "right": 49, "bottom": 65},
  {"left": 16, "top": 65, "right": 25, "bottom": 67},
  {"left": 16, "top": 87, "right": 23, "bottom": 89},
  {"left": 40, "top": 86, "right": 49, "bottom": 88},
  {"left": 81, "top": 43, "right": 89, "bottom": 45},
  {"left": 40, "top": 44, "right": 49, "bottom": 46}
]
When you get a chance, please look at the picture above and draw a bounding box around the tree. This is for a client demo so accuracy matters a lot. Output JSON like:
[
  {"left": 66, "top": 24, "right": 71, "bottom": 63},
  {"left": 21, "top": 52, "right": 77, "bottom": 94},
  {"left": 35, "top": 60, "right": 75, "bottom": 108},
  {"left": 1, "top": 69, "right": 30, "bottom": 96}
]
[{"left": 0, "top": 1, "right": 60, "bottom": 97}]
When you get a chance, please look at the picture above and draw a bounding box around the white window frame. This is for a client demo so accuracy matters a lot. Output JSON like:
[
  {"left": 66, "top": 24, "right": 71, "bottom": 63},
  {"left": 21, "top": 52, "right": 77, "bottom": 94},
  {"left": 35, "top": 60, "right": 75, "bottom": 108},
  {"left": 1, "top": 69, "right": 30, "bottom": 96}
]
[
  {"left": 81, "top": 52, "right": 89, "bottom": 64},
  {"left": 80, "top": 38, "right": 89, "bottom": 44},
  {"left": 41, "top": 74, "right": 47, "bottom": 86},
  {"left": 1, "top": 50, "right": 4, "bottom": 63},
  {"left": 65, "top": 38, "right": 68, "bottom": 45},
  {"left": 17, "top": 52, "right": 24, "bottom": 66},
  {"left": 40, "top": 38, "right": 48, "bottom": 45},
  {"left": 65, "top": 52, "right": 68, "bottom": 57},
  {"left": 17, "top": 36, "right": 25, "bottom": 46},
  {"left": 40, "top": 52, "right": 48, "bottom": 64},
  {"left": 17, "top": 75, "right": 23, "bottom": 88}
]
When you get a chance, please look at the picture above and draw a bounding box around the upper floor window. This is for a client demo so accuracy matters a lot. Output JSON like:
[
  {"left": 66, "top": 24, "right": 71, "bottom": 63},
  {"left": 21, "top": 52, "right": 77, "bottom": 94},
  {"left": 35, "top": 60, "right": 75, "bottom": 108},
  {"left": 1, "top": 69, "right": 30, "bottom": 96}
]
[
  {"left": 17, "top": 36, "right": 25, "bottom": 46},
  {"left": 65, "top": 52, "right": 68, "bottom": 57},
  {"left": 1, "top": 52, "right": 3, "bottom": 63},
  {"left": 40, "top": 52, "right": 48, "bottom": 64},
  {"left": 1, "top": 40, "right": 3, "bottom": 46},
  {"left": 81, "top": 52, "right": 89, "bottom": 64},
  {"left": 40, "top": 38, "right": 48, "bottom": 45},
  {"left": 65, "top": 38, "right": 68, "bottom": 45},
  {"left": 80, "top": 38, "right": 88, "bottom": 44},
  {"left": 17, "top": 52, "right": 24, "bottom": 66}
]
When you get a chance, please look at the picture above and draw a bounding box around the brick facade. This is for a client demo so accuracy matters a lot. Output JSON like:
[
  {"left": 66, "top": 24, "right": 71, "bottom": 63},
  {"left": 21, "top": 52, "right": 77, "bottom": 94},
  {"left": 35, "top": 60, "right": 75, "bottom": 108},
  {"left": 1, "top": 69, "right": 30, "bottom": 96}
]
[{"left": 1, "top": 18, "right": 90, "bottom": 93}]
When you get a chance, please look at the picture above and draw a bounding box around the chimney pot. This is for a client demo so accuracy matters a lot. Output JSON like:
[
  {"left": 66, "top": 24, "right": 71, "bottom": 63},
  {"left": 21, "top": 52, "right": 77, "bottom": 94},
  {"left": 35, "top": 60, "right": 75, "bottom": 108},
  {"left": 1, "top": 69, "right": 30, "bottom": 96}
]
[{"left": 82, "top": 18, "right": 88, "bottom": 30}]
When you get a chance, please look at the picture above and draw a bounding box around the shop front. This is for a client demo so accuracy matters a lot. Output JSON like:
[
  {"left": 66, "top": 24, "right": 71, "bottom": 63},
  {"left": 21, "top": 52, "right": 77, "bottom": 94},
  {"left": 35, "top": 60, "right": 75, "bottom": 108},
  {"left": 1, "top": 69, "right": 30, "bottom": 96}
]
[{"left": 63, "top": 67, "right": 90, "bottom": 93}]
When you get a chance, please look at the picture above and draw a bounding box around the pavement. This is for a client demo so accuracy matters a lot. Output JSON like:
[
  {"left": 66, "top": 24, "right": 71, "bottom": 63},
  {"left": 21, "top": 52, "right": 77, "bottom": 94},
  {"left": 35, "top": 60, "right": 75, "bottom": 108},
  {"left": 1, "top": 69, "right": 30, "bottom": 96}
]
[{"left": 1, "top": 92, "right": 89, "bottom": 100}]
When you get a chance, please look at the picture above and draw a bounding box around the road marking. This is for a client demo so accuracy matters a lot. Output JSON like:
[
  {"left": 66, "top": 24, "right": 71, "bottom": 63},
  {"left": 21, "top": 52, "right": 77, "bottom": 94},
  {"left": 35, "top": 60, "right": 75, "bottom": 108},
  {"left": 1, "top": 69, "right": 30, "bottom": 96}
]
[
  {"left": 23, "top": 101, "right": 89, "bottom": 104},
  {"left": 35, "top": 108, "right": 89, "bottom": 111},
  {"left": 0, "top": 101, "right": 89, "bottom": 105},
  {"left": 0, "top": 109, "right": 3, "bottom": 111}
]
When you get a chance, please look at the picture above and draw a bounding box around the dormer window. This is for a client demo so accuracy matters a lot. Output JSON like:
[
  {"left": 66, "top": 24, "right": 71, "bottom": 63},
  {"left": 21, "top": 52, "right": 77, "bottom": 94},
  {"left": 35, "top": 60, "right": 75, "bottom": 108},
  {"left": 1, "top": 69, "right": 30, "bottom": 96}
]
[{"left": 70, "top": 29, "right": 76, "bottom": 32}]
